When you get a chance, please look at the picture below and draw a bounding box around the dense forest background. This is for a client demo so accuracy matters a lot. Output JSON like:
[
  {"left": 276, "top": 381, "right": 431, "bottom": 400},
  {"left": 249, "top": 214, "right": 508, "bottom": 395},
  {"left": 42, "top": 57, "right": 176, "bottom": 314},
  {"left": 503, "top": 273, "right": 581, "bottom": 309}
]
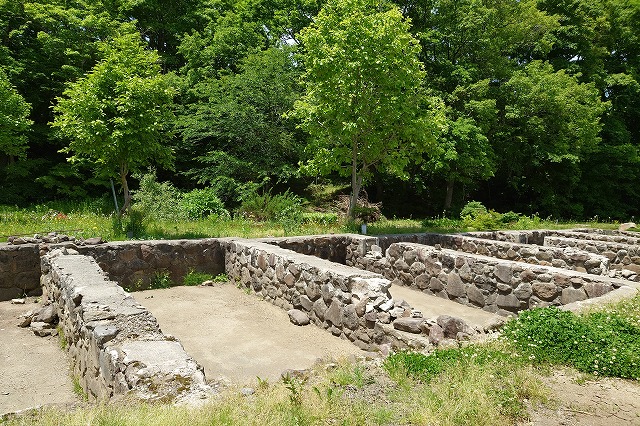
[{"left": 0, "top": 0, "right": 638, "bottom": 220}]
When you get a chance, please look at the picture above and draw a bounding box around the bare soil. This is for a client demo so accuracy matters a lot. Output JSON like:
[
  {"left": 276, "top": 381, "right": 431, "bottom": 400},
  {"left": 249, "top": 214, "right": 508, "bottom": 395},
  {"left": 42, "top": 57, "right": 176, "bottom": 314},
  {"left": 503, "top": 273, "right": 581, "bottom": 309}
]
[
  {"left": 0, "top": 299, "right": 78, "bottom": 416},
  {"left": 133, "top": 284, "right": 364, "bottom": 385},
  {"left": 526, "top": 369, "right": 640, "bottom": 425}
]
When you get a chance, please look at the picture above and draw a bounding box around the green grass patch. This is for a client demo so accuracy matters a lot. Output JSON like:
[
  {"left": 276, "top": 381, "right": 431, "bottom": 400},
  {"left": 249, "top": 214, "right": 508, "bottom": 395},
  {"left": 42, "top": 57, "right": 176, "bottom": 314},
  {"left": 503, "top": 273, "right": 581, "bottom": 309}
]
[
  {"left": 502, "top": 298, "right": 640, "bottom": 379},
  {"left": 182, "top": 270, "right": 215, "bottom": 286}
]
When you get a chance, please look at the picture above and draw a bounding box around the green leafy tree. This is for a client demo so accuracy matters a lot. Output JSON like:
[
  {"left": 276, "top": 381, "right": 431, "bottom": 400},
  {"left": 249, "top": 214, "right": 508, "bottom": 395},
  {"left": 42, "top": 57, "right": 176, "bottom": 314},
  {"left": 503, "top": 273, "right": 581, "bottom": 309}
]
[
  {"left": 176, "top": 46, "right": 302, "bottom": 205},
  {"left": 52, "top": 31, "right": 176, "bottom": 212},
  {"left": 293, "top": 0, "right": 444, "bottom": 219},
  {"left": 0, "top": 68, "right": 31, "bottom": 159},
  {"left": 493, "top": 60, "right": 606, "bottom": 216}
]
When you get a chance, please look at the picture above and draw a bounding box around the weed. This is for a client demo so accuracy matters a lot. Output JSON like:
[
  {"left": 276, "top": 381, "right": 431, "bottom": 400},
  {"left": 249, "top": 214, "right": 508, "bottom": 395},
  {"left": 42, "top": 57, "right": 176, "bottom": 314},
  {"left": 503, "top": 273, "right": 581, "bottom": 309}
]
[
  {"left": 282, "top": 375, "right": 306, "bottom": 407},
  {"left": 502, "top": 302, "right": 640, "bottom": 379},
  {"left": 150, "top": 270, "right": 172, "bottom": 290},
  {"left": 256, "top": 376, "right": 269, "bottom": 390},
  {"left": 56, "top": 325, "right": 67, "bottom": 350},
  {"left": 182, "top": 270, "right": 214, "bottom": 286},
  {"left": 213, "top": 273, "right": 228, "bottom": 283},
  {"left": 72, "top": 376, "right": 88, "bottom": 402}
]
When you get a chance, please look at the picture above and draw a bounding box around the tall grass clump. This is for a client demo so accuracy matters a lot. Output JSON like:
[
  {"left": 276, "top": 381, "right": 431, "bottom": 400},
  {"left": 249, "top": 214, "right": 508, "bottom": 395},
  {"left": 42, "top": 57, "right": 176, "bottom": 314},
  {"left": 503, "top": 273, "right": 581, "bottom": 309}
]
[{"left": 383, "top": 344, "right": 547, "bottom": 425}]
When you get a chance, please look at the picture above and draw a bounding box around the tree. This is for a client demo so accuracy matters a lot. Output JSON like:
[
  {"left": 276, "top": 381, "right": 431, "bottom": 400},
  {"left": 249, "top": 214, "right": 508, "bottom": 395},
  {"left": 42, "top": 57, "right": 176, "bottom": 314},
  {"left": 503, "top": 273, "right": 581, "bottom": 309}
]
[
  {"left": 176, "top": 46, "right": 302, "bottom": 205},
  {"left": 293, "top": 0, "right": 444, "bottom": 219},
  {"left": 0, "top": 68, "right": 31, "bottom": 160},
  {"left": 492, "top": 60, "right": 606, "bottom": 216},
  {"left": 52, "top": 31, "right": 175, "bottom": 212}
]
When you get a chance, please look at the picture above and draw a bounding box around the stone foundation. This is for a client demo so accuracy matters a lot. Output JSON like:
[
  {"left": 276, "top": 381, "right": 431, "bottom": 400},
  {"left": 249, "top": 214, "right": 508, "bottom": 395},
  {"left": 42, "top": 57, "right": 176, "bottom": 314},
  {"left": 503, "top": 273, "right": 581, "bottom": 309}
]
[
  {"left": 40, "top": 249, "right": 211, "bottom": 402},
  {"left": 0, "top": 244, "right": 41, "bottom": 301},
  {"left": 351, "top": 242, "right": 628, "bottom": 315}
]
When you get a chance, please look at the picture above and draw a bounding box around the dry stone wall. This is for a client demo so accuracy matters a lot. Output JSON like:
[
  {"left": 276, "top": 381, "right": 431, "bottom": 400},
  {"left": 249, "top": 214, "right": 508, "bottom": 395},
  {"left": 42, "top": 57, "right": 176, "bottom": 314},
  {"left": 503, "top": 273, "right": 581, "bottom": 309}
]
[
  {"left": 40, "top": 249, "right": 211, "bottom": 402},
  {"left": 0, "top": 244, "right": 41, "bottom": 301},
  {"left": 344, "top": 233, "right": 609, "bottom": 276},
  {"left": 257, "top": 234, "right": 358, "bottom": 264},
  {"left": 224, "top": 239, "right": 439, "bottom": 352},
  {"left": 69, "top": 239, "right": 225, "bottom": 290},
  {"left": 351, "top": 242, "right": 627, "bottom": 315},
  {"left": 544, "top": 236, "right": 640, "bottom": 276}
]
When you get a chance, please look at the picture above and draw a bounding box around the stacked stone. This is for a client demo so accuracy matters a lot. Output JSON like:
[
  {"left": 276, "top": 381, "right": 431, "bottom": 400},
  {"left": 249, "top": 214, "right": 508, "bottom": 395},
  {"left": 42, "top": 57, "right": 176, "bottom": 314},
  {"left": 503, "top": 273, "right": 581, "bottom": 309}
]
[
  {"left": 40, "top": 249, "right": 211, "bottom": 402},
  {"left": 544, "top": 236, "right": 640, "bottom": 280},
  {"left": 67, "top": 239, "right": 224, "bottom": 291},
  {"left": 356, "top": 242, "right": 626, "bottom": 315},
  {"left": 428, "top": 234, "right": 610, "bottom": 275},
  {"left": 224, "top": 239, "right": 450, "bottom": 352},
  {"left": 546, "top": 230, "right": 640, "bottom": 246},
  {"left": 0, "top": 244, "right": 40, "bottom": 301},
  {"left": 258, "top": 234, "right": 355, "bottom": 264}
]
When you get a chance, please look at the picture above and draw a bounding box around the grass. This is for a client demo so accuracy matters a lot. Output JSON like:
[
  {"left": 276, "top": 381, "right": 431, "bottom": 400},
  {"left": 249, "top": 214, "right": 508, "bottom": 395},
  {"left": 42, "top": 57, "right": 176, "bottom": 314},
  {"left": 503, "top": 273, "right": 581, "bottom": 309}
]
[{"left": 0, "top": 200, "right": 616, "bottom": 244}]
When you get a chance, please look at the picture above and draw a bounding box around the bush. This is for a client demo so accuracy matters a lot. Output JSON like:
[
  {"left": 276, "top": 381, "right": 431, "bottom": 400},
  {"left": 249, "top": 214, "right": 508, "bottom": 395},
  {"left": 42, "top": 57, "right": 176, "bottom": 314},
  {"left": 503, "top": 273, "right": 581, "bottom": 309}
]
[
  {"left": 459, "top": 201, "right": 488, "bottom": 219},
  {"left": 237, "top": 189, "right": 304, "bottom": 222},
  {"left": 301, "top": 212, "right": 339, "bottom": 226},
  {"left": 181, "top": 188, "right": 229, "bottom": 219},
  {"left": 132, "top": 171, "right": 185, "bottom": 221}
]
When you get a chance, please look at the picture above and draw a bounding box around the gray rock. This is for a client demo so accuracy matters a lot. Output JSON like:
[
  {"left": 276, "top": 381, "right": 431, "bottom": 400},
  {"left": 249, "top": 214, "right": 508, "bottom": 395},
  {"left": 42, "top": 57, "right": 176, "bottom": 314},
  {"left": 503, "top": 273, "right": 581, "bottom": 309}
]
[
  {"left": 446, "top": 273, "right": 466, "bottom": 298},
  {"left": 393, "top": 318, "right": 425, "bottom": 334},
  {"left": 34, "top": 304, "right": 57, "bottom": 323},
  {"left": 287, "top": 309, "right": 310, "bottom": 326},
  {"left": 437, "top": 315, "right": 472, "bottom": 338},
  {"left": 343, "top": 305, "right": 359, "bottom": 330},
  {"left": 495, "top": 264, "right": 513, "bottom": 283},
  {"left": 619, "top": 222, "right": 637, "bottom": 231},
  {"left": 513, "top": 283, "right": 533, "bottom": 300},
  {"left": 561, "top": 287, "right": 587, "bottom": 305},
  {"left": 30, "top": 321, "right": 55, "bottom": 337},
  {"left": 496, "top": 293, "right": 520, "bottom": 311},
  {"left": 466, "top": 286, "right": 485, "bottom": 306},
  {"left": 11, "top": 298, "right": 26, "bottom": 305},
  {"left": 324, "top": 300, "right": 343, "bottom": 327},
  {"left": 428, "top": 323, "right": 445, "bottom": 345}
]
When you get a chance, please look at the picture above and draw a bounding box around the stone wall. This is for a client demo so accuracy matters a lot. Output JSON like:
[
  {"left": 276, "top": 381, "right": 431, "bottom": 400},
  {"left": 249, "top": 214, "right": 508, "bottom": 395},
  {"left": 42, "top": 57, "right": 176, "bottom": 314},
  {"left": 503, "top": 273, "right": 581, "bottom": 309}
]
[
  {"left": 224, "top": 239, "right": 435, "bottom": 352},
  {"left": 0, "top": 244, "right": 41, "bottom": 301},
  {"left": 344, "top": 233, "right": 609, "bottom": 275},
  {"left": 351, "top": 242, "right": 627, "bottom": 315},
  {"left": 40, "top": 249, "right": 211, "bottom": 402},
  {"left": 69, "top": 239, "right": 225, "bottom": 290},
  {"left": 544, "top": 236, "right": 640, "bottom": 277},
  {"left": 258, "top": 234, "right": 359, "bottom": 264}
]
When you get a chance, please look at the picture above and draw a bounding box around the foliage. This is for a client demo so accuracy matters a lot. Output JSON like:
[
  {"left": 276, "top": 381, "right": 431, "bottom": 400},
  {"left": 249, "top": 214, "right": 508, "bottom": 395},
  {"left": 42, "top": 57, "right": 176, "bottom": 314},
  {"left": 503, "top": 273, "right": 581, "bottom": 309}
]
[
  {"left": 236, "top": 188, "right": 304, "bottom": 222},
  {"left": 180, "top": 188, "right": 229, "bottom": 220},
  {"left": 293, "top": 0, "right": 445, "bottom": 218},
  {"left": 177, "top": 46, "right": 302, "bottom": 206},
  {"left": 502, "top": 302, "right": 640, "bottom": 379},
  {"left": 459, "top": 201, "right": 488, "bottom": 219},
  {"left": 182, "top": 270, "right": 213, "bottom": 286},
  {"left": 0, "top": 68, "right": 31, "bottom": 158},
  {"left": 51, "top": 30, "right": 176, "bottom": 212},
  {"left": 132, "top": 171, "right": 185, "bottom": 221}
]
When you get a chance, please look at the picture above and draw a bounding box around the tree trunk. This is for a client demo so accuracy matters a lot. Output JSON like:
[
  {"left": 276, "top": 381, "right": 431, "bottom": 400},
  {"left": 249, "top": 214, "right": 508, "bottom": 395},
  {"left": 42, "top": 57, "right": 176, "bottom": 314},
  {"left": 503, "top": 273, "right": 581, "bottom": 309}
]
[
  {"left": 348, "top": 140, "right": 358, "bottom": 220},
  {"left": 119, "top": 163, "right": 131, "bottom": 214},
  {"left": 444, "top": 179, "right": 454, "bottom": 211}
]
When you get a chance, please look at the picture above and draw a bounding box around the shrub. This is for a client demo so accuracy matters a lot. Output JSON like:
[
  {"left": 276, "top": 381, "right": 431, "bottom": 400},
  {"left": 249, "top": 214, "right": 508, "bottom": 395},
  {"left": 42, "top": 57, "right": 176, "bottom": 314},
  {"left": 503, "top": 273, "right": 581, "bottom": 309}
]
[
  {"left": 237, "top": 189, "right": 304, "bottom": 222},
  {"left": 183, "top": 270, "right": 215, "bottom": 286},
  {"left": 181, "top": 188, "right": 229, "bottom": 219},
  {"left": 132, "top": 171, "right": 185, "bottom": 221},
  {"left": 460, "top": 201, "right": 488, "bottom": 219},
  {"left": 301, "top": 212, "right": 339, "bottom": 226}
]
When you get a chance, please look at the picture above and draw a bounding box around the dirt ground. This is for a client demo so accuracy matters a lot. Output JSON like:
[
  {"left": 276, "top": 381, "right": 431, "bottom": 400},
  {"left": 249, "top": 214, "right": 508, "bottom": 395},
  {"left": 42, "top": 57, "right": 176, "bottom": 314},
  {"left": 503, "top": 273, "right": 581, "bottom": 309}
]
[
  {"left": 527, "top": 369, "right": 640, "bottom": 425},
  {"left": 0, "top": 299, "right": 78, "bottom": 416},
  {"left": 133, "top": 284, "right": 364, "bottom": 385}
]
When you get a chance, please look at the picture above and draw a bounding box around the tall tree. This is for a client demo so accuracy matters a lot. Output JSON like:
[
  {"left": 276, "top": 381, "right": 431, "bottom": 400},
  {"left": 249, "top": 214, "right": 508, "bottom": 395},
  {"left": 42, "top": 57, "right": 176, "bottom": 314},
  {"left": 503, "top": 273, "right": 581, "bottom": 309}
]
[
  {"left": 492, "top": 60, "right": 606, "bottom": 216},
  {"left": 0, "top": 68, "right": 31, "bottom": 160},
  {"left": 176, "top": 46, "right": 302, "bottom": 204},
  {"left": 52, "top": 31, "right": 175, "bottom": 212},
  {"left": 293, "top": 0, "right": 444, "bottom": 219}
]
